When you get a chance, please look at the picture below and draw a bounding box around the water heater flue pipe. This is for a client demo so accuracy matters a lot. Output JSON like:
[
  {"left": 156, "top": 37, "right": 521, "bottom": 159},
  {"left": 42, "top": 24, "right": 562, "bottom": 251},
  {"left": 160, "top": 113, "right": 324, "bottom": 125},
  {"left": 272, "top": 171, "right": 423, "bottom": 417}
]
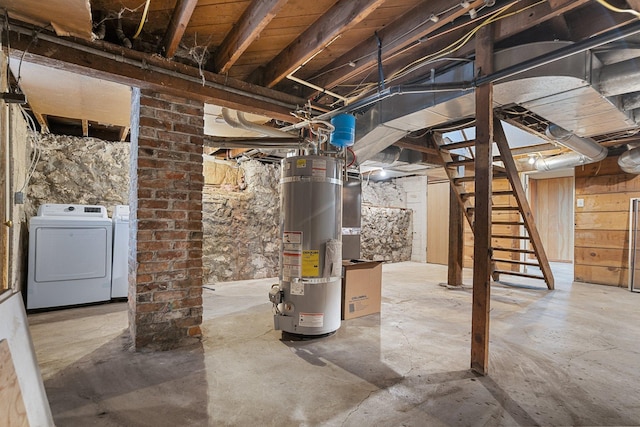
[
  {"left": 535, "top": 124, "right": 608, "bottom": 171},
  {"left": 618, "top": 144, "right": 640, "bottom": 174}
]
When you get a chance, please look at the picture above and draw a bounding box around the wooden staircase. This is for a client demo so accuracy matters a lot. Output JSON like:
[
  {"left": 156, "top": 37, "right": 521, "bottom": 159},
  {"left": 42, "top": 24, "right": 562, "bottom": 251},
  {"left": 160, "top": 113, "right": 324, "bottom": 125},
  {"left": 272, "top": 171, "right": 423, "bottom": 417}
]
[{"left": 434, "top": 119, "right": 554, "bottom": 290}]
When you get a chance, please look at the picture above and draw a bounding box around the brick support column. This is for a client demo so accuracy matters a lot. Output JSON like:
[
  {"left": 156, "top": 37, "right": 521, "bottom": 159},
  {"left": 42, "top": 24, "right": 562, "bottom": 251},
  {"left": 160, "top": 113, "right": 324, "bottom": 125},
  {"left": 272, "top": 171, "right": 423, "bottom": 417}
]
[{"left": 129, "top": 88, "right": 204, "bottom": 350}]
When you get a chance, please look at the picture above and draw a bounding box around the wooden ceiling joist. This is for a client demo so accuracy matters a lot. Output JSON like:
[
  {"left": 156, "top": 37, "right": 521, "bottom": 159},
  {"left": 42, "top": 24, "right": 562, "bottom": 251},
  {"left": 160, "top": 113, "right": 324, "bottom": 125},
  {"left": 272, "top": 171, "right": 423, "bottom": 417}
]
[
  {"left": 379, "top": 0, "right": 592, "bottom": 88},
  {"left": 250, "top": 0, "right": 388, "bottom": 88},
  {"left": 212, "top": 0, "right": 289, "bottom": 74},
  {"left": 308, "top": 0, "right": 487, "bottom": 93},
  {"left": 161, "top": 0, "right": 199, "bottom": 59}
]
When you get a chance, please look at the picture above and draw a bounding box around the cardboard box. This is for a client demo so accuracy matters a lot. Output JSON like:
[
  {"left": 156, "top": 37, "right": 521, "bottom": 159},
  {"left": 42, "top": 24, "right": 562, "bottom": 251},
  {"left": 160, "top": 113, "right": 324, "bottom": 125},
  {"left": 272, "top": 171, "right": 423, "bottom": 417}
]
[{"left": 341, "top": 260, "right": 382, "bottom": 320}]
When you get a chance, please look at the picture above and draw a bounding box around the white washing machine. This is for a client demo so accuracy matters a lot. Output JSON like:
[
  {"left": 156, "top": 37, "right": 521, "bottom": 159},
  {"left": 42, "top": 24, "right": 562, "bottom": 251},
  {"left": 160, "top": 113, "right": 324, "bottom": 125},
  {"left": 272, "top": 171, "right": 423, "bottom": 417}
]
[
  {"left": 27, "top": 204, "right": 113, "bottom": 310},
  {"left": 111, "top": 205, "right": 130, "bottom": 299}
]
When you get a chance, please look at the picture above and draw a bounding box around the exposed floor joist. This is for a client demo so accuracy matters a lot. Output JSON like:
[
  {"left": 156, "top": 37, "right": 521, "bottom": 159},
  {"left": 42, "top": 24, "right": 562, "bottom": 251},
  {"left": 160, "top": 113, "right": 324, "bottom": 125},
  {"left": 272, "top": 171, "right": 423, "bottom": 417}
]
[
  {"left": 161, "top": 0, "right": 199, "bottom": 59},
  {"left": 212, "top": 0, "right": 288, "bottom": 74},
  {"left": 249, "top": 0, "right": 388, "bottom": 87}
]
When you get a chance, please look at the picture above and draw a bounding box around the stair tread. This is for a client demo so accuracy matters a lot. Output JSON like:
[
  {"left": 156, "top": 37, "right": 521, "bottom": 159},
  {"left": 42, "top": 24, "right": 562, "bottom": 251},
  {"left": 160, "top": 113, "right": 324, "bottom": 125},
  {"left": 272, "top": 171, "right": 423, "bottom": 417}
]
[
  {"left": 493, "top": 269, "right": 545, "bottom": 280},
  {"left": 492, "top": 258, "right": 540, "bottom": 267},
  {"left": 492, "top": 234, "right": 530, "bottom": 240},
  {"left": 493, "top": 247, "right": 536, "bottom": 254}
]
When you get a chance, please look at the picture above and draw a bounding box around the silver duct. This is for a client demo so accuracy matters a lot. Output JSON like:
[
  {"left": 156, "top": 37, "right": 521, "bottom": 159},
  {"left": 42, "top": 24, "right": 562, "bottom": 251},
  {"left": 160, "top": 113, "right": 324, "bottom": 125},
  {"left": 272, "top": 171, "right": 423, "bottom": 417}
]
[
  {"left": 367, "top": 146, "right": 402, "bottom": 164},
  {"left": 535, "top": 125, "right": 608, "bottom": 171},
  {"left": 618, "top": 144, "right": 640, "bottom": 174},
  {"left": 221, "top": 108, "right": 298, "bottom": 138},
  {"left": 599, "top": 57, "right": 640, "bottom": 97}
]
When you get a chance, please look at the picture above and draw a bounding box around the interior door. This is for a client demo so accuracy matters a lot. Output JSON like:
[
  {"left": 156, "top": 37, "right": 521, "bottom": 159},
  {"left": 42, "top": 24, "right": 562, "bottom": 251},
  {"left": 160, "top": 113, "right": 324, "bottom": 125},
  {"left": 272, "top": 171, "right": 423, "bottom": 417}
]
[
  {"left": 427, "top": 181, "right": 450, "bottom": 265},
  {"left": 529, "top": 176, "right": 574, "bottom": 262}
]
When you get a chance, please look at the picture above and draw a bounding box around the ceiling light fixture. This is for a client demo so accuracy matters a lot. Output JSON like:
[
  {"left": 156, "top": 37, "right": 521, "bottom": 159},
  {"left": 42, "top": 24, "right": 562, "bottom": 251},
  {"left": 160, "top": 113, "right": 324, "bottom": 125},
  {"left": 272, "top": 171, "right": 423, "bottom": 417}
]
[
  {"left": 460, "top": 1, "right": 470, "bottom": 9},
  {"left": 469, "top": 8, "right": 478, "bottom": 19},
  {"left": 379, "top": 169, "right": 387, "bottom": 177},
  {"left": 429, "top": 14, "right": 439, "bottom": 23}
]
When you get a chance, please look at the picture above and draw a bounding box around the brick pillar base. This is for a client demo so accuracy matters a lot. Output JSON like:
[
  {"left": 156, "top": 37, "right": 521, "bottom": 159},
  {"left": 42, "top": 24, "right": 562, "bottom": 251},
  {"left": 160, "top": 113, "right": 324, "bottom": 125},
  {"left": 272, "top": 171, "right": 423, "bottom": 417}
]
[{"left": 129, "top": 88, "right": 204, "bottom": 350}]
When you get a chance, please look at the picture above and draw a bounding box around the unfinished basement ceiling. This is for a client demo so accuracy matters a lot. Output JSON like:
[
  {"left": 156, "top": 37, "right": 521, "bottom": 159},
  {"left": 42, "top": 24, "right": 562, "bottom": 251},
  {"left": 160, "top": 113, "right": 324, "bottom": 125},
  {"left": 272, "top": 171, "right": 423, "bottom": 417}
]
[
  {"left": 9, "top": 61, "right": 131, "bottom": 139},
  {"left": 4, "top": 0, "right": 640, "bottom": 171}
]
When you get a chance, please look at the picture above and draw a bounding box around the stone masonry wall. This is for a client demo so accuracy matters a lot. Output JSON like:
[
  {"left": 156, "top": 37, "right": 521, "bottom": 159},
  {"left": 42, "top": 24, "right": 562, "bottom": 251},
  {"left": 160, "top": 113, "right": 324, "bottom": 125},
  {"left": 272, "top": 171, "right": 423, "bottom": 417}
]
[
  {"left": 202, "top": 159, "right": 280, "bottom": 283},
  {"left": 27, "top": 133, "right": 413, "bottom": 288},
  {"left": 26, "top": 133, "right": 130, "bottom": 218},
  {"left": 361, "top": 179, "right": 413, "bottom": 262},
  {"left": 130, "top": 89, "right": 204, "bottom": 350}
]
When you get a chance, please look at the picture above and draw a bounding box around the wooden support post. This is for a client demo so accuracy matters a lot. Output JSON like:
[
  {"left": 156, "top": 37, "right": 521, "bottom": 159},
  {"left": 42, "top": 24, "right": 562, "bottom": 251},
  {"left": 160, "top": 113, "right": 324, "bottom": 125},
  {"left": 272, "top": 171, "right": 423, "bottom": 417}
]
[
  {"left": 81, "top": 119, "right": 89, "bottom": 137},
  {"left": 471, "top": 24, "right": 494, "bottom": 376},
  {"left": 448, "top": 182, "right": 464, "bottom": 286}
]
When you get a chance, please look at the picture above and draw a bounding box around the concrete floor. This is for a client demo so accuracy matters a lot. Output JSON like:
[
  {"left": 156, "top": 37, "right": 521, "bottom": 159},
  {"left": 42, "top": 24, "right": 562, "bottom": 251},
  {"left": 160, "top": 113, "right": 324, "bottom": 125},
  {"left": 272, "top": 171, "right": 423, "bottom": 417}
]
[{"left": 28, "top": 262, "right": 640, "bottom": 426}]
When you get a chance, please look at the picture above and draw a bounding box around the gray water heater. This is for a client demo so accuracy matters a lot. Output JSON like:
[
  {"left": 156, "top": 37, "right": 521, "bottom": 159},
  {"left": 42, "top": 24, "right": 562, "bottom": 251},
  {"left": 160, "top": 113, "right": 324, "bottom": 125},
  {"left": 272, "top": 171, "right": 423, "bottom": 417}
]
[{"left": 270, "top": 155, "right": 343, "bottom": 336}]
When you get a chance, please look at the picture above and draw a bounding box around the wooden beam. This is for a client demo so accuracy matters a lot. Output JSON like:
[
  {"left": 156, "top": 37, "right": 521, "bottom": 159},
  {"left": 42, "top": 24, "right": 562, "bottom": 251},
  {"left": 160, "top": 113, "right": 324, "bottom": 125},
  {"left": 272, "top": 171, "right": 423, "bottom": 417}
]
[
  {"left": 393, "top": 136, "right": 440, "bottom": 156},
  {"left": 448, "top": 182, "right": 464, "bottom": 287},
  {"left": 250, "top": 0, "right": 387, "bottom": 88},
  {"left": 161, "top": 0, "right": 198, "bottom": 59},
  {"left": 309, "top": 0, "right": 487, "bottom": 94},
  {"left": 119, "top": 126, "right": 130, "bottom": 142},
  {"left": 81, "top": 119, "right": 89, "bottom": 136},
  {"left": 212, "top": 0, "right": 289, "bottom": 74},
  {"left": 627, "top": 0, "right": 640, "bottom": 12},
  {"left": 563, "top": 2, "right": 636, "bottom": 41},
  {"left": 471, "top": 24, "right": 494, "bottom": 376},
  {"left": 373, "top": 0, "right": 591, "bottom": 90},
  {"left": 33, "top": 111, "right": 49, "bottom": 133},
  {"left": 7, "top": 27, "right": 306, "bottom": 122}
]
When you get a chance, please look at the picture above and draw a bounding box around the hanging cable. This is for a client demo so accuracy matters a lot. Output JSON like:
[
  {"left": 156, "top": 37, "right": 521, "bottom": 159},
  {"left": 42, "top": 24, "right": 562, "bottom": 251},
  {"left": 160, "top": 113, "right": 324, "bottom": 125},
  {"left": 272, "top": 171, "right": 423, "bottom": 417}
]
[
  {"left": 133, "top": 0, "right": 151, "bottom": 39},
  {"left": 595, "top": 0, "right": 640, "bottom": 18}
]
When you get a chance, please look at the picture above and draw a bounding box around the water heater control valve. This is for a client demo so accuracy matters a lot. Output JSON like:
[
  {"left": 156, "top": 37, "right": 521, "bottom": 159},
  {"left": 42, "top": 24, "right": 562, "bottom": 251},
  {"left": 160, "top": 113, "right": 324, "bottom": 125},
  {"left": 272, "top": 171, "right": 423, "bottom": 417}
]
[{"left": 269, "top": 284, "right": 283, "bottom": 304}]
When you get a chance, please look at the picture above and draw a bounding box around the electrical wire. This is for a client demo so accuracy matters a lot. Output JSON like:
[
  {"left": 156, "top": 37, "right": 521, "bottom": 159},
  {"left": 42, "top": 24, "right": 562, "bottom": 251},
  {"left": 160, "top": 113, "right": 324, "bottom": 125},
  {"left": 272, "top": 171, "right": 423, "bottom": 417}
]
[
  {"left": 17, "top": 104, "right": 41, "bottom": 193},
  {"left": 132, "top": 0, "right": 151, "bottom": 39},
  {"left": 595, "top": 0, "right": 640, "bottom": 18},
  {"left": 306, "top": 0, "right": 485, "bottom": 84},
  {"left": 342, "top": 0, "right": 546, "bottom": 101}
]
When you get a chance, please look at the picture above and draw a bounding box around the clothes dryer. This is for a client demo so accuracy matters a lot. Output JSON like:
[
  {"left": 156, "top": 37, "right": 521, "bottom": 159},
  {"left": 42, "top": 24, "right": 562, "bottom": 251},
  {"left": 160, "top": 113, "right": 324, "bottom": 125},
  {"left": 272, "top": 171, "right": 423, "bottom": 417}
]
[
  {"left": 27, "top": 204, "right": 113, "bottom": 310},
  {"left": 111, "top": 205, "right": 130, "bottom": 299}
]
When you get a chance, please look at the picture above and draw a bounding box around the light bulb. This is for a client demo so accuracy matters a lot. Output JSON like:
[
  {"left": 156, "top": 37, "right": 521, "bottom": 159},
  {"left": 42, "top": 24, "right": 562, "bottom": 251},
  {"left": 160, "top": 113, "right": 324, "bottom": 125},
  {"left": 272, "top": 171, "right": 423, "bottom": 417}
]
[{"left": 379, "top": 169, "right": 387, "bottom": 177}]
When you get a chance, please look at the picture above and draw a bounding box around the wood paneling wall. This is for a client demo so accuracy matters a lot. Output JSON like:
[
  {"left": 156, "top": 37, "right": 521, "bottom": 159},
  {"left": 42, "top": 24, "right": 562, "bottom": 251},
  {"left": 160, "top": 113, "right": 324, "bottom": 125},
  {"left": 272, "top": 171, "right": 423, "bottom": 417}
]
[{"left": 574, "top": 156, "right": 639, "bottom": 287}]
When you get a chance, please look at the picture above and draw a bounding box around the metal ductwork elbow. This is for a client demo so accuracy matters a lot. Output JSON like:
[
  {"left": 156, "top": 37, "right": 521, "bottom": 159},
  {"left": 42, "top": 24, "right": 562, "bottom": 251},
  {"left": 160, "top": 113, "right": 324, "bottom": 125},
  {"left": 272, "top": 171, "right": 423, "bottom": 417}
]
[
  {"left": 535, "top": 124, "right": 608, "bottom": 171},
  {"left": 618, "top": 144, "right": 640, "bottom": 174}
]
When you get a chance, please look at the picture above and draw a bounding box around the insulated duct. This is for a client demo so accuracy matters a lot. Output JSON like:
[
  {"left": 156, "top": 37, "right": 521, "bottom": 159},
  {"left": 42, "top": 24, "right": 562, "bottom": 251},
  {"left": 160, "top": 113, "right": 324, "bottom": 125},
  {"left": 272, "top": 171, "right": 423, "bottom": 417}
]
[
  {"left": 534, "top": 124, "right": 608, "bottom": 171},
  {"left": 221, "top": 108, "right": 298, "bottom": 138},
  {"left": 618, "top": 144, "right": 640, "bottom": 174}
]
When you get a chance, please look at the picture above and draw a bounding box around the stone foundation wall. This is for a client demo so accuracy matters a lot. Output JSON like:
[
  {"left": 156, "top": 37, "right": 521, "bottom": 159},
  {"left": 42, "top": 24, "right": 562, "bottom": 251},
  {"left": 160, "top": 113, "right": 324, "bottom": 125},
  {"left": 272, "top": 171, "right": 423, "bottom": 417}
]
[
  {"left": 26, "top": 133, "right": 130, "bottom": 218},
  {"left": 202, "top": 159, "right": 280, "bottom": 283},
  {"left": 27, "top": 136, "right": 413, "bottom": 281},
  {"left": 361, "top": 180, "right": 413, "bottom": 262}
]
